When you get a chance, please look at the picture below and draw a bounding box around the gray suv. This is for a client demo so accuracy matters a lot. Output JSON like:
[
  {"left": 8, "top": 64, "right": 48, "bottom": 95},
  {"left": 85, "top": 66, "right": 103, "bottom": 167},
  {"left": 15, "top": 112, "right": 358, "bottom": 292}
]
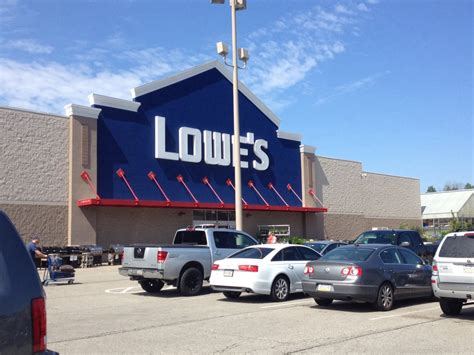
[{"left": 0, "top": 211, "right": 52, "bottom": 354}]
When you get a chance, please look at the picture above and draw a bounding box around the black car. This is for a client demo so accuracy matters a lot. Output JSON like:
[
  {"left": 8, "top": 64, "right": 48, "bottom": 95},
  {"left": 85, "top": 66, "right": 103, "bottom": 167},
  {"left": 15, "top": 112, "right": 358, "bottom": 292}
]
[
  {"left": 304, "top": 241, "right": 347, "bottom": 255},
  {"left": 353, "top": 229, "right": 436, "bottom": 261},
  {"left": 302, "top": 244, "right": 433, "bottom": 311},
  {"left": 0, "top": 211, "right": 50, "bottom": 353}
]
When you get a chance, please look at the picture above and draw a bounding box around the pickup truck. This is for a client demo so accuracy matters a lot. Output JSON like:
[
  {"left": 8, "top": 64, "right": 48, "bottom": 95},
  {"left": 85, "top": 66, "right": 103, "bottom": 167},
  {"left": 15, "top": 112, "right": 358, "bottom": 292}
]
[
  {"left": 353, "top": 229, "right": 438, "bottom": 262},
  {"left": 119, "top": 227, "right": 258, "bottom": 296}
]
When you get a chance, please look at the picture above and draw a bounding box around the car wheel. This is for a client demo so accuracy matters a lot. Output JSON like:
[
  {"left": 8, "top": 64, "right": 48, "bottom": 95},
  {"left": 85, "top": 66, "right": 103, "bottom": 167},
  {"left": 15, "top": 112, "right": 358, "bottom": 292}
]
[
  {"left": 314, "top": 297, "right": 333, "bottom": 306},
  {"left": 270, "top": 276, "right": 290, "bottom": 302},
  {"left": 439, "top": 298, "right": 463, "bottom": 316},
  {"left": 139, "top": 279, "right": 165, "bottom": 293},
  {"left": 374, "top": 282, "right": 394, "bottom": 311},
  {"left": 223, "top": 291, "right": 241, "bottom": 299},
  {"left": 179, "top": 267, "right": 203, "bottom": 296}
]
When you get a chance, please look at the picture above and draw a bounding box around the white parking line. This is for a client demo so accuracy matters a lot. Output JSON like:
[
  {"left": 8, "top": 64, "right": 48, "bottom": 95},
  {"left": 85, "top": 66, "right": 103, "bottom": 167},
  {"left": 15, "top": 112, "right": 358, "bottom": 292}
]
[
  {"left": 105, "top": 286, "right": 143, "bottom": 294},
  {"left": 261, "top": 300, "right": 312, "bottom": 309},
  {"left": 370, "top": 306, "right": 439, "bottom": 321}
]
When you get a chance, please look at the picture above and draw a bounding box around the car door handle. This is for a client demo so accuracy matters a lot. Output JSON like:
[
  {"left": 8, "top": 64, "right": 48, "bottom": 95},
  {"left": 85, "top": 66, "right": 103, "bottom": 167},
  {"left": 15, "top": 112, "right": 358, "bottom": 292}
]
[{"left": 288, "top": 265, "right": 294, "bottom": 270}]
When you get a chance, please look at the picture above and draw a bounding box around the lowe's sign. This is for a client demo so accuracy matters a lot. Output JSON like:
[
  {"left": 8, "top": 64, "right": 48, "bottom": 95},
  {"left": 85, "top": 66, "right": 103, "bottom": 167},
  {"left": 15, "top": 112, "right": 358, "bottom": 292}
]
[
  {"left": 95, "top": 62, "right": 303, "bottom": 206},
  {"left": 155, "top": 116, "right": 269, "bottom": 170}
]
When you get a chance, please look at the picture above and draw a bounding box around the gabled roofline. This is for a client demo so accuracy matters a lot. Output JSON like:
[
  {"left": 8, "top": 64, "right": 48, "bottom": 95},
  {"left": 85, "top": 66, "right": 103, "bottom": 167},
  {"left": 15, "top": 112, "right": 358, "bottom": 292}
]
[
  {"left": 277, "top": 131, "right": 302, "bottom": 142},
  {"left": 64, "top": 104, "right": 101, "bottom": 119},
  {"left": 88, "top": 93, "right": 141, "bottom": 112},
  {"left": 131, "top": 60, "right": 282, "bottom": 128}
]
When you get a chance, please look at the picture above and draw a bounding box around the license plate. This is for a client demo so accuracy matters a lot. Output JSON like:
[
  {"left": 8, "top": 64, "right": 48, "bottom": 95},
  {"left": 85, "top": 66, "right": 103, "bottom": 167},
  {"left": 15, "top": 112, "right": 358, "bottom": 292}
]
[
  {"left": 317, "top": 284, "right": 334, "bottom": 292},
  {"left": 224, "top": 270, "right": 233, "bottom": 277},
  {"left": 464, "top": 265, "right": 474, "bottom": 273},
  {"left": 128, "top": 269, "right": 143, "bottom": 276}
]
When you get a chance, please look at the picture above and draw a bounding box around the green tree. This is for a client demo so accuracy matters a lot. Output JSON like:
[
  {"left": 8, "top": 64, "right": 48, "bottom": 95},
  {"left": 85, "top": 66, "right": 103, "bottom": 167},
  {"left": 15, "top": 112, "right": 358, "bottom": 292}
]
[
  {"left": 465, "top": 183, "right": 473, "bottom": 189},
  {"left": 426, "top": 186, "right": 436, "bottom": 192},
  {"left": 443, "top": 182, "right": 463, "bottom": 191}
]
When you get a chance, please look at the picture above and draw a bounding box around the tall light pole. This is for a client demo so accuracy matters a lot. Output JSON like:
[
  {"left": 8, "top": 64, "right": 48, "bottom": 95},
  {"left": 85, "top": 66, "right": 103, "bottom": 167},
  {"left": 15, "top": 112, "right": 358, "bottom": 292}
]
[{"left": 212, "top": 0, "right": 248, "bottom": 231}]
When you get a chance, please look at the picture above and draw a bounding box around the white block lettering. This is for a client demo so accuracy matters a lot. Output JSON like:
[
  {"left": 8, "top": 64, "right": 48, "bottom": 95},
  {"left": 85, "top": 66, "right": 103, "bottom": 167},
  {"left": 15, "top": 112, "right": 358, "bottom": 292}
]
[
  {"left": 155, "top": 116, "right": 179, "bottom": 161},
  {"left": 203, "top": 131, "right": 231, "bottom": 166},
  {"left": 253, "top": 139, "right": 269, "bottom": 171},
  {"left": 179, "top": 127, "right": 202, "bottom": 163}
]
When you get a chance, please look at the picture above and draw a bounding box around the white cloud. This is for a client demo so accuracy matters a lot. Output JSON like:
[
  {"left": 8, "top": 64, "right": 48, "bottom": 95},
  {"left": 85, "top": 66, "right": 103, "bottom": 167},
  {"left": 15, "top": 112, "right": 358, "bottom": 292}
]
[
  {"left": 240, "top": 3, "right": 374, "bottom": 111},
  {"left": 315, "top": 71, "right": 391, "bottom": 105},
  {"left": 0, "top": 2, "right": 379, "bottom": 115},
  {"left": 335, "top": 4, "right": 354, "bottom": 15},
  {"left": 357, "top": 3, "right": 370, "bottom": 12},
  {"left": 0, "top": 48, "right": 211, "bottom": 114},
  {"left": 3, "top": 39, "right": 54, "bottom": 54}
]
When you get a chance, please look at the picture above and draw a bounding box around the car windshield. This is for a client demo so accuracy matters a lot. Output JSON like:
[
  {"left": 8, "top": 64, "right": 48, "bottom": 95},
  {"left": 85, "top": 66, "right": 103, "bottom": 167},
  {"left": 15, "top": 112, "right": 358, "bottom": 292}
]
[
  {"left": 305, "top": 243, "right": 326, "bottom": 253},
  {"left": 229, "top": 247, "right": 274, "bottom": 259},
  {"left": 439, "top": 235, "right": 474, "bottom": 258},
  {"left": 320, "top": 247, "right": 374, "bottom": 262},
  {"left": 354, "top": 232, "right": 397, "bottom": 245}
]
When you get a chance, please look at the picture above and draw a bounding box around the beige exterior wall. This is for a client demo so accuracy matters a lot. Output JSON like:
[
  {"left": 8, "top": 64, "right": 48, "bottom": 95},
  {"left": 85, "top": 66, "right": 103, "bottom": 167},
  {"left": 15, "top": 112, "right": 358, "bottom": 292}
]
[
  {"left": 305, "top": 156, "right": 421, "bottom": 240},
  {"left": 362, "top": 172, "right": 421, "bottom": 220},
  {"left": 0, "top": 107, "right": 69, "bottom": 245},
  {"left": 0, "top": 203, "right": 67, "bottom": 245},
  {"left": 92, "top": 208, "right": 305, "bottom": 246},
  {"left": 96, "top": 207, "right": 193, "bottom": 246},
  {"left": 0, "top": 107, "right": 68, "bottom": 203},
  {"left": 67, "top": 113, "right": 98, "bottom": 245}
]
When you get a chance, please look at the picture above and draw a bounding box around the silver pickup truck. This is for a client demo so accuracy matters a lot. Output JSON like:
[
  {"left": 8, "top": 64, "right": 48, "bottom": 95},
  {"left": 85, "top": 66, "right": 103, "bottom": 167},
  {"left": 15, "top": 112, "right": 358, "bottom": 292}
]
[{"left": 119, "top": 227, "right": 258, "bottom": 296}]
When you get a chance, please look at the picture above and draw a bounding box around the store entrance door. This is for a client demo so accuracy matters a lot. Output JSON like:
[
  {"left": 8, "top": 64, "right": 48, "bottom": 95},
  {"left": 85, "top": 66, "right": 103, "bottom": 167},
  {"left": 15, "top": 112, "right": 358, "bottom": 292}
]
[{"left": 192, "top": 210, "right": 236, "bottom": 229}]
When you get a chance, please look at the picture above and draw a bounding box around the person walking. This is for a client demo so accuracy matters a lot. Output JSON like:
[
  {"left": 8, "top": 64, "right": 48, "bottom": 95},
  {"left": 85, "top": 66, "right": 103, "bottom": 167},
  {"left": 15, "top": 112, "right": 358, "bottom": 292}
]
[
  {"left": 266, "top": 231, "right": 277, "bottom": 244},
  {"left": 27, "top": 236, "right": 47, "bottom": 265}
]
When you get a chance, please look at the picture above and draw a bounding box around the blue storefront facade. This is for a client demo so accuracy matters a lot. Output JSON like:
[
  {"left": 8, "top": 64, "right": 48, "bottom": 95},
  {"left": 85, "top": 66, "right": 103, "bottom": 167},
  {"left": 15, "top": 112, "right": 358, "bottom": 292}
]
[{"left": 66, "top": 61, "right": 326, "bottom": 246}]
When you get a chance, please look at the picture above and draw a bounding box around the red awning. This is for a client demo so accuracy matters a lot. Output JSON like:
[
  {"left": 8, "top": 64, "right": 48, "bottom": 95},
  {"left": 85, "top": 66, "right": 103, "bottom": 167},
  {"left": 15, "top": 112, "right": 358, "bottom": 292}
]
[{"left": 77, "top": 198, "right": 327, "bottom": 213}]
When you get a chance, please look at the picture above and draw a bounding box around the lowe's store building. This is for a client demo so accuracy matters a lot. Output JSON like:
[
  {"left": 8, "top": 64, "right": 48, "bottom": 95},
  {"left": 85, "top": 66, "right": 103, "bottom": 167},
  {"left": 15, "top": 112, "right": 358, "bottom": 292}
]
[{"left": 0, "top": 62, "right": 422, "bottom": 247}]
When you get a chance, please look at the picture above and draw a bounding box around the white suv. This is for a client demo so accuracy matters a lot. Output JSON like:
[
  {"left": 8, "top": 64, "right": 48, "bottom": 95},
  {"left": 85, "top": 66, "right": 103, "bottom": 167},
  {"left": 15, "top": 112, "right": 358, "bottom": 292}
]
[{"left": 432, "top": 231, "right": 474, "bottom": 316}]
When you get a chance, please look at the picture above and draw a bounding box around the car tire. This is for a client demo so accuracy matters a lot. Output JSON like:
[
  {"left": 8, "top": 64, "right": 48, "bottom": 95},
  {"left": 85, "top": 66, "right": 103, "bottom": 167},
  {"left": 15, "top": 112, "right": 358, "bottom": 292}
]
[
  {"left": 139, "top": 279, "right": 165, "bottom": 293},
  {"left": 223, "top": 291, "right": 241, "bottom": 299},
  {"left": 314, "top": 297, "right": 333, "bottom": 306},
  {"left": 374, "top": 282, "right": 394, "bottom": 311},
  {"left": 179, "top": 267, "right": 203, "bottom": 296},
  {"left": 270, "top": 275, "right": 290, "bottom": 302},
  {"left": 439, "top": 298, "right": 463, "bottom": 316}
]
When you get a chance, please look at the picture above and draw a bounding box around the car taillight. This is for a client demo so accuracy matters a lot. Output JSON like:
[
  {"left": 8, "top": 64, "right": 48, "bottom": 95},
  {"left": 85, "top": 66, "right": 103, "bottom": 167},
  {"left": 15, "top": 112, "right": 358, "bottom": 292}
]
[
  {"left": 211, "top": 264, "right": 220, "bottom": 270},
  {"left": 32, "top": 297, "right": 46, "bottom": 353},
  {"left": 432, "top": 262, "right": 438, "bottom": 276},
  {"left": 304, "top": 265, "right": 314, "bottom": 275},
  {"left": 157, "top": 251, "right": 168, "bottom": 263},
  {"left": 238, "top": 265, "right": 258, "bottom": 272},
  {"left": 341, "top": 266, "right": 362, "bottom": 277}
]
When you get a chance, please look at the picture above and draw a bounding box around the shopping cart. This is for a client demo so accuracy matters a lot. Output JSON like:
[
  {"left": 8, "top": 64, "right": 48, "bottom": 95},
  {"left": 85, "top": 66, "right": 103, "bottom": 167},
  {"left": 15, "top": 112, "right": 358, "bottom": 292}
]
[{"left": 42, "top": 254, "right": 75, "bottom": 286}]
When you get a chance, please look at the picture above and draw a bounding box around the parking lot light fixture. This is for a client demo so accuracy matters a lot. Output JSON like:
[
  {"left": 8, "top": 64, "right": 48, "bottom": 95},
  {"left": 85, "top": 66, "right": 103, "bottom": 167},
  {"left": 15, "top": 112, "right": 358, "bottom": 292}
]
[{"left": 211, "top": 0, "right": 249, "bottom": 231}]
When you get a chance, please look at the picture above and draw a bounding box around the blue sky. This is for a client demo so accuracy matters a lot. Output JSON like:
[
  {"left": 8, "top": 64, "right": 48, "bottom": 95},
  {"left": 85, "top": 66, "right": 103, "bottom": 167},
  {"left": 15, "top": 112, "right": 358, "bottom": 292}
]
[{"left": 0, "top": 0, "right": 472, "bottom": 192}]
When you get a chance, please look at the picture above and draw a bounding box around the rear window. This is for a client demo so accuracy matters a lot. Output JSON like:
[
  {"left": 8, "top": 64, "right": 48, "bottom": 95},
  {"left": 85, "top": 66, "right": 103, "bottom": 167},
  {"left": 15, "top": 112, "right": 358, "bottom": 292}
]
[
  {"left": 439, "top": 236, "right": 474, "bottom": 258},
  {"left": 229, "top": 247, "right": 274, "bottom": 259},
  {"left": 354, "top": 232, "right": 397, "bottom": 245},
  {"left": 320, "top": 247, "right": 374, "bottom": 262},
  {"left": 174, "top": 231, "right": 207, "bottom": 245}
]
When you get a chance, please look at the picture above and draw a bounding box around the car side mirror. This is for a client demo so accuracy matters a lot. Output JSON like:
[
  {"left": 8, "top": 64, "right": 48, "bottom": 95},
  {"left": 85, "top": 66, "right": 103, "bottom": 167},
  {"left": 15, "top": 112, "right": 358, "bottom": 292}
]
[{"left": 400, "top": 241, "right": 411, "bottom": 247}]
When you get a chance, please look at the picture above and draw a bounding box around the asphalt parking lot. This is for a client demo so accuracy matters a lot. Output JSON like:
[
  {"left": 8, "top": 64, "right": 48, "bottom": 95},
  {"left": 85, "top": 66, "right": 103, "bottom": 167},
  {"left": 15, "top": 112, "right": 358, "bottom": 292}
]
[{"left": 44, "top": 266, "right": 473, "bottom": 354}]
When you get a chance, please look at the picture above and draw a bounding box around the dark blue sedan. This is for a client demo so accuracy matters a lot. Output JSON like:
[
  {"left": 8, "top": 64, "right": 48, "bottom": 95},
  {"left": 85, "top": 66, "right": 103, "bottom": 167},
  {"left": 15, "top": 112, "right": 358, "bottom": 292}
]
[{"left": 302, "top": 244, "right": 433, "bottom": 311}]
